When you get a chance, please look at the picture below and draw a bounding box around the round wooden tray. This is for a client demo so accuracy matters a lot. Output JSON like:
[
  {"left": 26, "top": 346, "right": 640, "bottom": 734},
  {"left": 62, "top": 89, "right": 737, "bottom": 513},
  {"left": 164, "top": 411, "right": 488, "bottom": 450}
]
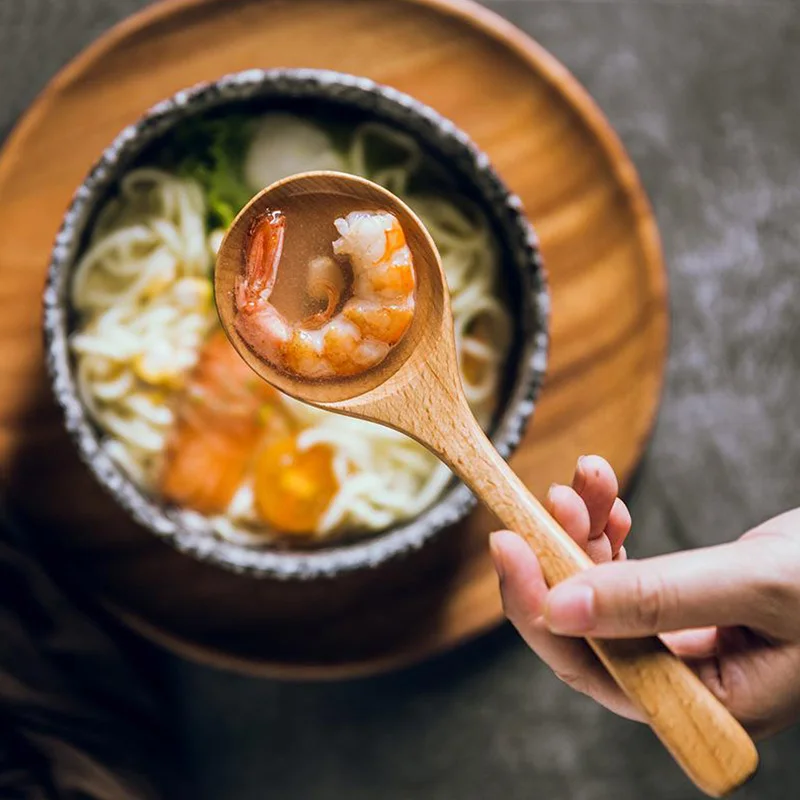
[{"left": 0, "top": 0, "right": 667, "bottom": 679}]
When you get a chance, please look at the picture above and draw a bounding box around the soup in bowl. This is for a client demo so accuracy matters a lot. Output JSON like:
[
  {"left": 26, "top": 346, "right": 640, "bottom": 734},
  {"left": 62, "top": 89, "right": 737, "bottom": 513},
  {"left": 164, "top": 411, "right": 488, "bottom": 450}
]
[{"left": 44, "top": 69, "right": 548, "bottom": 579}]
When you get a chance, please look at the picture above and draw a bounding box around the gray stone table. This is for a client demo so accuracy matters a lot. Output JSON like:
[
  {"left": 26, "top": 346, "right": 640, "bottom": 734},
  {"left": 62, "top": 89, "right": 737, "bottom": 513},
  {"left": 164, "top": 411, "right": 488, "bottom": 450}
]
[{"left": 2, "top": 0, "right": 799, "bottom": 798}]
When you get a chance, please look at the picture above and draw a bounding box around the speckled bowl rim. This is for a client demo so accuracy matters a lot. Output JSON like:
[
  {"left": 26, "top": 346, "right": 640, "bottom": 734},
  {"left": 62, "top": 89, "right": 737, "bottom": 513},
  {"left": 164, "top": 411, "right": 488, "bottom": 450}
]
[{"left": 43, "top": 68, "right": 549, "bottom": 580}]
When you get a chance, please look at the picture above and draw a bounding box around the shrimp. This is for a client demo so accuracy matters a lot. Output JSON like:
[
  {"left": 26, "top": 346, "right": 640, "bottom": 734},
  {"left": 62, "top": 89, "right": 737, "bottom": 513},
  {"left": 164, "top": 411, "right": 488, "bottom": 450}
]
[
  {"left": 234, "top": 209, "right": 416, "bottom": 380},
  {"left": 160, "top": 330, "right": 288, "bottom": 513},
  {"left": 159, "top": 329, "right": 340, "bottom": 534}
]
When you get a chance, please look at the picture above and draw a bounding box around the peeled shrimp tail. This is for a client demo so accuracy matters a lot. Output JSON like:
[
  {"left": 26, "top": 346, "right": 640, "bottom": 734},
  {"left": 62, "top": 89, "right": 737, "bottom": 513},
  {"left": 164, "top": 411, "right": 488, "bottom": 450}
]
[
  {"left": 235, "top": 210, "right": 285, "bottom": 311},
  {"left": 302, "top": 256, "right": 345, "bottom": 328}
]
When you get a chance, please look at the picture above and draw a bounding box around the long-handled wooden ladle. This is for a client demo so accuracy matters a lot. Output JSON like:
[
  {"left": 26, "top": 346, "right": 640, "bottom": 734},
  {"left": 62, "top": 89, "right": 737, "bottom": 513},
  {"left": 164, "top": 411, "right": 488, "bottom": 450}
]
[{"left": 215, "top": 172, "right": 758, "bottom": 798}]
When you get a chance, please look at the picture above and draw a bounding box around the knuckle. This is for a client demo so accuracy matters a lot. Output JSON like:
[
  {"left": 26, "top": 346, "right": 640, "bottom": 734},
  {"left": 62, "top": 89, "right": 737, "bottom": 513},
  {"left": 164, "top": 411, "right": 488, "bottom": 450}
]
[
  {"left": 751, "top": 572, "right": 797, "bottom": 635},
  {"left": 627, "top": 573, "right": 671, "bottom": 631},
  {"left": 587, "top": 536, "right": 613, "bottom": 565},
  {"left": 715, "top": 657, "right": 776, "bottom": 739},
  {"left": 747, "top": 537, "right": 800, "bottom": 635}
]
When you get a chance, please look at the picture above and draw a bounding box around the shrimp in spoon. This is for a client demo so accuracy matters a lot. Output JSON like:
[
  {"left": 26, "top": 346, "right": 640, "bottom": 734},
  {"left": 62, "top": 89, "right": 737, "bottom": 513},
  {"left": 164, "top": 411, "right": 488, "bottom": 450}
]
[{"left": 234, "top": 209, "right": 416, "bottom": 379}]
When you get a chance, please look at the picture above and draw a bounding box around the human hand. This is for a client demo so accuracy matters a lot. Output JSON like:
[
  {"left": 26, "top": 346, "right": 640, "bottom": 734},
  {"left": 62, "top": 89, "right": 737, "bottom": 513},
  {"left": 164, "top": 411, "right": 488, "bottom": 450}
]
[{"left": 490, "top": 455, "right": 800, "bottom": 738}]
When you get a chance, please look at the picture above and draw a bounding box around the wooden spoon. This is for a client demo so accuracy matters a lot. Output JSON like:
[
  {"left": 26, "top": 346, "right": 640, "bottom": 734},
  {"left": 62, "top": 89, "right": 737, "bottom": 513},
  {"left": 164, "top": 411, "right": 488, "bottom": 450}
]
[{"left": 215, "top": 172, "right": 758, "bottom": 797}]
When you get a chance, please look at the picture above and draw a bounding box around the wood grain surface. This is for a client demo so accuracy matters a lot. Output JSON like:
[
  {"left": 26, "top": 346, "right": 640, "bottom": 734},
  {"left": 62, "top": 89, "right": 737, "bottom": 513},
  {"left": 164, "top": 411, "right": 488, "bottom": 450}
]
[{"left": 0, "top": 0, "right": 668, "bottom": 679}]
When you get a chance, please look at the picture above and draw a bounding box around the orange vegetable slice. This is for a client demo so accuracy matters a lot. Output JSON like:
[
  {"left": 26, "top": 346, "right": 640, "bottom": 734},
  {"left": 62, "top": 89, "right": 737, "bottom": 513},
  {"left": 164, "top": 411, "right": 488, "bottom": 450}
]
[{"left": 254, "top": 435, "right": 338, "bottom": 535}]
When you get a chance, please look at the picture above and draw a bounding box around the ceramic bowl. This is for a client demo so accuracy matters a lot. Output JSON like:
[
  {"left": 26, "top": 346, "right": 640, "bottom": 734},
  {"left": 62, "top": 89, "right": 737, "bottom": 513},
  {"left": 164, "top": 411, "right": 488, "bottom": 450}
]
[{"left": 43, "top": 68, "right": 549, "bottom": 579}]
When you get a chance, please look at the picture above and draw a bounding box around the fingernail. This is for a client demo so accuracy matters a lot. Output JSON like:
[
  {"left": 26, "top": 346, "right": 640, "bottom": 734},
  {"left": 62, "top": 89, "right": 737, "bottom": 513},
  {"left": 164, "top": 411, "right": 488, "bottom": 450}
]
[
  {"left": 546, "top": 483, "right": 558, "bottom": 505},
  {"left": 489, "top": 531, "right": 506, "bottom": 581},
  {"left": 546, "top": 583, "right": 596, "bottom": 634}
]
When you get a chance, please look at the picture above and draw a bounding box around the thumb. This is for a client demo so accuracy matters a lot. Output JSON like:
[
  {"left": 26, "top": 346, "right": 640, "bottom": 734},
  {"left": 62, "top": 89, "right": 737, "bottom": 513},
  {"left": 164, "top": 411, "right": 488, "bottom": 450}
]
[{"left": 544, "top": 537, "right": 793, "bottom": 639}]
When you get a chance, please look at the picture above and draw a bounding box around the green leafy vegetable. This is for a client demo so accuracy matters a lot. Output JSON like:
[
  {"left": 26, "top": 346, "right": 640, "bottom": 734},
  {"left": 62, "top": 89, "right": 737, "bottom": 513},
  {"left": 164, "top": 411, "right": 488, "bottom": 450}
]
[{"left": 157, "top": 114, "right": 254, "bottom": 229}]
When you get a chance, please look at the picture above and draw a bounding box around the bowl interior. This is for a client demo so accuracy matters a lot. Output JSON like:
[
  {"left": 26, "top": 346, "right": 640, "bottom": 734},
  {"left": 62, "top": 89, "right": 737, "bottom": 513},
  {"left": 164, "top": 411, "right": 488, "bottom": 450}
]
[{"left": 44, "top": 70, "right": 548, "bottom": 579}]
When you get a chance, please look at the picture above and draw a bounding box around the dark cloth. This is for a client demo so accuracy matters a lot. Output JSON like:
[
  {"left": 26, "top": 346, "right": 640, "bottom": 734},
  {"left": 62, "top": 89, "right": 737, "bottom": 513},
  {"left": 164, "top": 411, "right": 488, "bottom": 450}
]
[{"left": 0, "top": 522, "right": 180, "bottom": 799}]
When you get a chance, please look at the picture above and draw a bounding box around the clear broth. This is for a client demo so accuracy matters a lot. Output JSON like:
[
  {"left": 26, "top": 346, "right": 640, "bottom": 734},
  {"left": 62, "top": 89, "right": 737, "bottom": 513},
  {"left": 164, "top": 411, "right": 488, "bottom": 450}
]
[{"left": 267, "top": 193, "right": 386, "bottom": 324}]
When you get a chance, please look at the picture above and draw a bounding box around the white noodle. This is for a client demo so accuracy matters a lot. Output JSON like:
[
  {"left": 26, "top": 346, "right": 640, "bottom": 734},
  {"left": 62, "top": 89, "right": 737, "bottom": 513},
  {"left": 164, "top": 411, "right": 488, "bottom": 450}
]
[{"left": 71, "top": 119, "right": 513, "bottom": 542}]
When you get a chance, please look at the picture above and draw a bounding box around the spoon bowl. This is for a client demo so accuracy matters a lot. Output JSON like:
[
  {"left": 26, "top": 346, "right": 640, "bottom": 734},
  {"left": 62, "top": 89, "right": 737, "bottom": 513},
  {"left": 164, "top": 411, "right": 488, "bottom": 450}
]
[
  {"left": 216, "top": 171, "right": 448, "bottom": 405},
  {"left": 217, "top": 170, "right": 758, "bottom": 799}
]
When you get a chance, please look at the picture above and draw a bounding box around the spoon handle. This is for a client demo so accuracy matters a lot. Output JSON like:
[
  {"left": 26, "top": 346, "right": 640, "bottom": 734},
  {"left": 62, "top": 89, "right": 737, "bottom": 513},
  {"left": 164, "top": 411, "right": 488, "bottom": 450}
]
[{"left": 435, "top": 411, "right": 758, "bottom": 798}]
